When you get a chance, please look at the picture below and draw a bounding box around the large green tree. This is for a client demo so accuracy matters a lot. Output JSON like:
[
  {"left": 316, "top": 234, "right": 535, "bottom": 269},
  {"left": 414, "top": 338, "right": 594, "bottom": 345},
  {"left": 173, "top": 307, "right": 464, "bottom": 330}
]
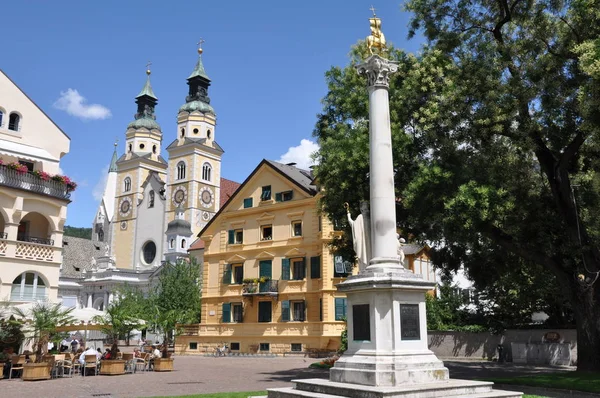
[{"left": 314, "top": 0, "right": 600, "bottom": 370}]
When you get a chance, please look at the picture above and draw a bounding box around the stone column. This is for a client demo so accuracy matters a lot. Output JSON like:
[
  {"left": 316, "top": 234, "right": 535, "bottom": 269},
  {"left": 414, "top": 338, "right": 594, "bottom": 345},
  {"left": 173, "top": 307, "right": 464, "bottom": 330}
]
[
  {"left": 356, "top": 55, "right": 402, "bottom": 271},
  {"left": 87, "top": 293, "right": 93, "bottom": 308}
]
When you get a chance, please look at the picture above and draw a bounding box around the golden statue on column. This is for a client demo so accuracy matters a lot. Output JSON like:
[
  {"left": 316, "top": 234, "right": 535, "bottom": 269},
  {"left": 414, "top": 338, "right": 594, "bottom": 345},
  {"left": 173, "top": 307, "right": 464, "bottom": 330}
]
[{"left": 367, "top": 6, "right": 386, "bottom": 54}]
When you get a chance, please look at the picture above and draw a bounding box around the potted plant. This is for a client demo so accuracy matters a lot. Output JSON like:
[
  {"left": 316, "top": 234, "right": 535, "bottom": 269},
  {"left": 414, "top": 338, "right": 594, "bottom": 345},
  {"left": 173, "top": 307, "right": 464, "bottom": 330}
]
[
  {"left": 93, "top": 300, "right": 143, "bottom": 375},
  {"left": 13, "top": 303, "right": 75, "bottom": 381}
]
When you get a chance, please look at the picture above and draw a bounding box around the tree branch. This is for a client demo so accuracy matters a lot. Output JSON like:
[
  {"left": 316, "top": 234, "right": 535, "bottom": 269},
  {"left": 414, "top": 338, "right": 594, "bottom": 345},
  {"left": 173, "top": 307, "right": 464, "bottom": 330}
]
[{"left": 558, "top": 131, "right": 587, "bottom": 170}]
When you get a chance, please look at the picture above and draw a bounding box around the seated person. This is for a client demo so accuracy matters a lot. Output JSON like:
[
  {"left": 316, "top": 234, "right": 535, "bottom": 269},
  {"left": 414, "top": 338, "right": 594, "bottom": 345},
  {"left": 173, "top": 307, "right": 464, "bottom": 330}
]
[
  {"left": 101, "top": 348, "right": 111, "bottom": 360},
  {"left": 79, "top": 346, "right": 101, "bottom": 365}
]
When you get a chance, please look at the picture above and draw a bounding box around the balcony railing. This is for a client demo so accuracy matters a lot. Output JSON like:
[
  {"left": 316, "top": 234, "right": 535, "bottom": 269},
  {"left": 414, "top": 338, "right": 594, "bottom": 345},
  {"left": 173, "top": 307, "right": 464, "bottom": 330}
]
[
  {"left": 242, "top": 279, "right": 279, "bottom": 295},
  {"left": 18, "top": 235, "right": 54, "bottom": 246},
  {"left": 0, "top": 166, "right": 71, "bottom": 200}
]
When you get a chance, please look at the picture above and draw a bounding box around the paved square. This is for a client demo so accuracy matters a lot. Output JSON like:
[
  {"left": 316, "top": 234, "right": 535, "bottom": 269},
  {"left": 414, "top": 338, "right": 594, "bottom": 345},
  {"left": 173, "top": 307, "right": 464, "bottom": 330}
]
[{"left": 0, "top": 357, "right": 328, "bottom": 398}]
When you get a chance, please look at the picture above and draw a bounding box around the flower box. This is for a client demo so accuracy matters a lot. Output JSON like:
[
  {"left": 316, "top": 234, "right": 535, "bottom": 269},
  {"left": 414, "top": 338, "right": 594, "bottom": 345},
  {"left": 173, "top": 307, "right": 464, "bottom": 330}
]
[
  {"left": 99, "top": 359, "right": 126, "bottom": 375},
  {"left": 22, "top": 362, "right": 51, "bottom": 381},
  {"left": 153, "top": 357, "right": 174, "bottom": 372}
]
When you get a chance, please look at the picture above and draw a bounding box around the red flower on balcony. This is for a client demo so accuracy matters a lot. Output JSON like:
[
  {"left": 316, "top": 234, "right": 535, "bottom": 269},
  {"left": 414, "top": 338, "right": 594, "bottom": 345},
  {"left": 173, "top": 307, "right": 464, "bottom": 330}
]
[{"left": 4, "top": 162, "right": 28, "bottom": 174}]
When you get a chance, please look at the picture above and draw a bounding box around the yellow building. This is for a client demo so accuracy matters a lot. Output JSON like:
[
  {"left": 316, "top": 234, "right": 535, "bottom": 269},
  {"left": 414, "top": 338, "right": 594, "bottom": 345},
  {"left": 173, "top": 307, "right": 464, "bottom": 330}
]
[
  {"left": 0, "top": 69, "right": 71, "bottom": 303},
  {"left": 182, "top": 160, "right": 353, "bottom": 355}
]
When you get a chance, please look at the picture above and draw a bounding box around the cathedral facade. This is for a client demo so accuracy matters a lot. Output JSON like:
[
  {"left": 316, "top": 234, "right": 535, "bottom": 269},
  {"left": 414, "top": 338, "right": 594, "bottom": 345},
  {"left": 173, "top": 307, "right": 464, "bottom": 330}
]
[{"left": 58, "top": 49, "right": 240, "bottom": 310}]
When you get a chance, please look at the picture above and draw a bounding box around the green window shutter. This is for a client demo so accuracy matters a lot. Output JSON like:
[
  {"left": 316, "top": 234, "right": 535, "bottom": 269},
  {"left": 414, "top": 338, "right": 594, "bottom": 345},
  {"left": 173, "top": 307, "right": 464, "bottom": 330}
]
[
  {"left": 335, "top": 298, "right": 347, "bottom": 321},
  {"left": 222, "top": 303, "right": 231, "bottom": 323},
  {"left": 319, "top": 298, "right": 323, "bottom": 321},
  {"left": 281, "top": 258, "right": 290, "bottom": 280},
  {"left": 281, "top": 300, "right": 290, "bottom": 322},
  {"left": 259, "top": 260, "right": 272, "bottom": 278},
  {"left": 275, "top": 192, "right": 283, "bottom": 202},
  {"left": 223, "top": 264, "right": 232, "bottom": 285},
  {"left": 228, "top": 230, "right": 235, "bottom": 244},
  {"left": 310, "top": 256, "right": 321, "bottom": 279},
  {"left": 243, "top": 198, "right": 253, "bottom": 208},
  {"left": 300, "top": 300, "right": 306, "bottom": 321}
]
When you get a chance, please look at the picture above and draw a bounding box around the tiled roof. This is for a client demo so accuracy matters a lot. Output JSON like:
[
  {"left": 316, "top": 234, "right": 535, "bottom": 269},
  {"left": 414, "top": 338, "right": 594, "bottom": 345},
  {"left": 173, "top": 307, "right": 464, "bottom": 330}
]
[
  {"left": 188, "top": 237, "right": 205, "bottom": 251},
  {"left": 265, "top": 160, "right": 317, "bottom": 195},
  {"left": 60, "top": 236, "right": 106, "bottom": 278},
  {"left": 220, "top": 177, "right": 241, "bottom": 207},
  {"left": 402, "top": 244, "right": 427, "bottom": 255}
]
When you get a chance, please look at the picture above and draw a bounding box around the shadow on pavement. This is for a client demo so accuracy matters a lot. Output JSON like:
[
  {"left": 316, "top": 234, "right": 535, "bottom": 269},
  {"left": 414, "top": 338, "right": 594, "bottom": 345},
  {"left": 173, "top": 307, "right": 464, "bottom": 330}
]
[
  {"left": 258, "top": 367, "right": 330, "bottom": 383},
  {"left": 444, "top": 360, "right": 575, "bottom": 380}
]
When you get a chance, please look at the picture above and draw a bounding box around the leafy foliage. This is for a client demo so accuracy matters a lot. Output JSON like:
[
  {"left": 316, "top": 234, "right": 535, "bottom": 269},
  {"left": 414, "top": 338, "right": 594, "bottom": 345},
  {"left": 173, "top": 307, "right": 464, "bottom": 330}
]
[
  {"left": 314, "top": 0, "right": 600, "bottom": 370},
  {"left": 63, "top": 225, "right": 92, "bottom": 239},
  {"left": 92, "top": 299, "right": 144, "bottom": 359},
  {"left": 13, "top": 303, "right": 75, "bottom": 363}
]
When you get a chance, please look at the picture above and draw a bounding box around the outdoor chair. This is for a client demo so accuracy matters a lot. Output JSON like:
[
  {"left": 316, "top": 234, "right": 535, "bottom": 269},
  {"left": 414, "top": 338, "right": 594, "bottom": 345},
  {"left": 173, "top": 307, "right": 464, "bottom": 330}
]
[
  {"left": 122, "top": 353, "right": 134, "bottom": 373},
  {"left": 42, "top": 355, "right": 57, "bottom": 379},
  {"left": 82, "top": 354, "right": 98, "bottom": 377},
  {"left": 9, "top": 355, "right": 25, "bottom": 379},
  {"left": 61, "top": 353, "right": 77, "bottom": 377},
  {"left": 135, "top": 352, "right": 149, "bottom": 372},
  {"left": 53, "top": 354, "right": 65, "bottom": 377}
]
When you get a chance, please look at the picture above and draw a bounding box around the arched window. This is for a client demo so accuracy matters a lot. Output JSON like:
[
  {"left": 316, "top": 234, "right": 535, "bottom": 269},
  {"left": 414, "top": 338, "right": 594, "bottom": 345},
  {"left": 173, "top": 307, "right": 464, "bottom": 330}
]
[
  {"left": 8, "top": 113, "right": 20, "bottom": 131},
  {"left": 181, "top": 239, "right": 186, "bottom": 249},
  {"left": 124, "top": 177, "right": 131, "bottom": 192},
  {"left": 169, "top": 239, "right": 175, "bottom": 249},
  {"left": 152, "top": 145, "right": 157, "bottom": 154},
  {"left": 11, "top": 272, "right": 46, "bottom": 301},
  {"left": 180, "top": 127, "right": 185, "bottom": 137},
  {"left": 0, "top": 109, "right": 4, "bottom": 128},
  {"left": 177, "top": 161, "right": 186, "bottom": 180},
  {"left": 202, "top": 163, "right": 212, "bottom": 181},
  {"left": 207, "top": 129, "right": 212, "bottom": 139},
  {"left": 148, "top": 190, "right": 155, "bottom": 208},
  {"left": 98, "top": 228, "right": 104, "bottom": 242},
  {"left": 128, "top": 143, "right": 132, "bottom": 153}
]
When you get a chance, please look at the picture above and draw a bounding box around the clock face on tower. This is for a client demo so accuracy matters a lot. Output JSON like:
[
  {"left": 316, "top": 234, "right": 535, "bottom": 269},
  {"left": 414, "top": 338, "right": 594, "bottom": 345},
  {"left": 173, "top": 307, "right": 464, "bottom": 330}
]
[
  {"left": 172, "top": 186, "right": 188, "bottom": 206},
  {"left": 119, "top": 198, "right": 132, "bottom": 217},
  {"left": 199, "top": 187, "right": 214, "bottom": 208}
]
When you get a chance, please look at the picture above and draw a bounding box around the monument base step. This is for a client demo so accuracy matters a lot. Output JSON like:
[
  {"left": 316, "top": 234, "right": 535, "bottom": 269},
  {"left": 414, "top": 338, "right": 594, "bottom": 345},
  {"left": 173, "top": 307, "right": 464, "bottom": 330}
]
[{"left": 267, "top": 378, "right": 522, "bottom": 398}]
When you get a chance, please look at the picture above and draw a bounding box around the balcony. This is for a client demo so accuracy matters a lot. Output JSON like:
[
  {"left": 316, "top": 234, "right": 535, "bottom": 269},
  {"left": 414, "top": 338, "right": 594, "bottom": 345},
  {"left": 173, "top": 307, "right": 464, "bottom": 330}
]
[
  {"left": 0, "top": 166, "right": 71, "bottom": 200},
  {"left": 18, "top": 235, "right": 54, "bottom": 246},
  {"left": 242, "top": 279, "right": 279, "bottom": 296}
]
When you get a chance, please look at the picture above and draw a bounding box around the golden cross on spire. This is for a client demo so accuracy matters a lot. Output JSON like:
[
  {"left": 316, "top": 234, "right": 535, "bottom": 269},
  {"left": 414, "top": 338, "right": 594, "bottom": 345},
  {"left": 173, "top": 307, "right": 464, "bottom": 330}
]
[
  {"left": 370, "top": 5, "right": 377, "bottom": 16},
  {"left": 197, "top": 38, "right": 205, "bottom": 55},
  {"left": 146, "top": 61, "right": 152, "bottom": 76}
]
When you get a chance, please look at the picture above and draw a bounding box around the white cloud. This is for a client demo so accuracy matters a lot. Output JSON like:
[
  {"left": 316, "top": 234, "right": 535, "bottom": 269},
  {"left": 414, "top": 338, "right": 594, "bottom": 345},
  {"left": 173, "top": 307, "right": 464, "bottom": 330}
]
[
  {"left": 277, "top": 139, "right": 319, "bottom": 170},
  {"left": 53, "top": 89, "right": 112, "bottom": 120},
  {"left": 92, "top": 165, "right": 109, "bottom": 202}
]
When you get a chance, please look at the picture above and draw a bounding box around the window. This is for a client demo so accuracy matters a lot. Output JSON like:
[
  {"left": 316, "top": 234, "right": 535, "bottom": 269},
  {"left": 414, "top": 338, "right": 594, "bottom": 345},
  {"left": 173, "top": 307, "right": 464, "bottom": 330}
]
[
  {"left": 148, "top": 190, "right": 155, "bottom": 208},
  {"left": 181, "top": 239, "right": 186, "bottom": 248},
  {"left": 292, "top": 221, "right": 302, "bottom": 237},
  {"left": 291, "top": 343, "right": 302, "bottom": 352},
  {"left": 233, "top": 264, "right": 244, "bottom": 284},
  {"left": 310, "top": 256, "right": 321, "bottom": 279},
  {"left": 261, "top": 185, "right": 271, "bottom": 201},
  {"left": 98, "top": 229, "right": 104, "bottom": 242},
  {"left": 228, "top": 229, "right": 243, "bottom": 244},
  {"left": 180, "top": 127, "right": 185, "bottom": 137},
  {"left": 335, "top": 298, "right": 347, "bottom": 321},
  {"left": 152, "top": 145, "right": 157, "bottom": 154},
  {"left": 259, "top": 343, "right": 270, "bottom": 352},
  {"left": 207, "top": 129, "right": 212, "bottom": 139},
  {"left": 281, "top": 300, "right": 305, "bottom": 322},
  {"left": 11, "top": 272, "right": 46, "bottom": 301},
  {"left": 282, "top": 258, "right": 305, "bottom": 281},
  {"left": 124, "top": 177, "right": 131, "bottom": 192},
  {"left": 19, "top": 161, "right": 34, "bottom": 172},
  {"left": 334, "top": 255, "right": 353, "bottom": 277},
  {"left": 140, "top": 143, "right": 145, "bottom": 150},
  {"left": 260, "top": 225, "right": 273, "bottom": 241},
  {"left": 258, "top": 301, "right": 272, "bottom": 322},
  {"left": 193, "top": 128, "right": 199, "bottom": 134},
  {"left": 318, "top": 216, "right": 322, "bottom": 232},
  {"left": 8, "top": 113, "right": 20, "bottom": 131},
  {"left": 222, "top": 302, "right": 244, "bottom": 323},
  {"left": 275, "top": 190, "right": 293, "bottom": 202},
  {"left": 142, "top": 241, "right": 157, "bottom": 264},
  {"left": 177, "top": 161, "right": 186, "bottom": 180},
  {"left": 170, "top": 239, "right": 175, "bottom": 249},
  {"left": 0, "top": 109, "right": 3, "bottom": 127},
  {"left": 232, "top": 303, "right": 243, "bottom": 323},
  {"left": 189, "top": 342, "right": 198, "bottom": 350},
  {"left": 128, "top": 143, "right": 132, "bottom": 153},
  {"left": 319, "top": 298, "right": 323, "bottom": 321},
  {"left": 243, "top": 198, "right": 253, "bottom": 208},
  {"left": 230, "top": 342, "right": 240, "bottom": 351},
  {"left": 202, "top": 163, "right": 212, "bottom": 181}
]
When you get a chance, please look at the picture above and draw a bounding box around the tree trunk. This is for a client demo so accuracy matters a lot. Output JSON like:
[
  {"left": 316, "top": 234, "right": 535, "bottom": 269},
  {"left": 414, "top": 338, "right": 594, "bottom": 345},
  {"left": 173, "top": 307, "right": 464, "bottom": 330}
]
[{"left": 570, "top": 284, "right": 600, "bottom": 371}]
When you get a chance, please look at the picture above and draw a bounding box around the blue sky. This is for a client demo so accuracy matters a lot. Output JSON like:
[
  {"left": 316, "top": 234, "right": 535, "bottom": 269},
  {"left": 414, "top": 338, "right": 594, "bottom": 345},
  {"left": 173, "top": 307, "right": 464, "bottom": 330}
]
[{"left": 2, "top": 1, "right": 424, "bottom": 228}]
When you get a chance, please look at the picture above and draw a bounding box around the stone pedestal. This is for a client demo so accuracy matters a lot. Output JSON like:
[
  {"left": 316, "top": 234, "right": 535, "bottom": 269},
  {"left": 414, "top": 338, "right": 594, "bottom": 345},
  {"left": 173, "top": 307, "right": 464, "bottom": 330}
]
[{"left": 330, "top": 269, "right": 448, "bottom": 387}]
